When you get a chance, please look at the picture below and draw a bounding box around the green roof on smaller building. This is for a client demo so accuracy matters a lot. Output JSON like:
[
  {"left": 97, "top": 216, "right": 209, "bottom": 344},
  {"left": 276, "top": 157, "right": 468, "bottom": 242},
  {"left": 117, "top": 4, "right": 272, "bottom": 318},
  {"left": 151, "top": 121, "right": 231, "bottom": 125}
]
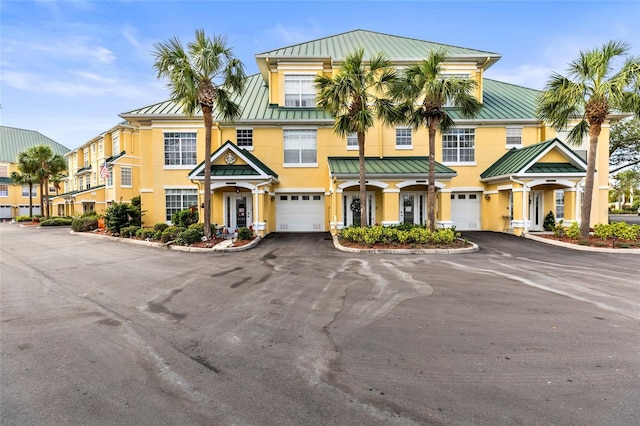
[
  {"left": 329, "top": 156, "right": 457, "bottom": 177},
  {"left": 0, "top": 126, "right": 70, "bottom": 162},
  {"left": 189, "top": 140, "right": 278, "bottom": 180},
  {"left": 480, "top": 138, "right": 586, "bottom": 180}
]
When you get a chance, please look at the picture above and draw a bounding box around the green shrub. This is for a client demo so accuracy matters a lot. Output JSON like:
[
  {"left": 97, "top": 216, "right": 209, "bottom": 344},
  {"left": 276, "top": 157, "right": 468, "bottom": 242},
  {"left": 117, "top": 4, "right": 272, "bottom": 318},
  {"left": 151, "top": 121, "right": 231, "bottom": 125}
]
[
  {"left": 172, "top": 208, "right": 198, "bottom": 228},
  {"left": 153, "top": 223, "right": 169, "bottom": 232},
  {"left": 40, "top": 217, "right": 73, "bottom": 227},
  {"left": 152, "top": 230, "right": 163, "bottom": 241},
  {"left": 136, "top": 228, "right": 154, "bottom": 239},
  {"left": 565, "top": 222, "right": 580, "bottom": 240},
  {"left": 175, "top": 227, "right": 204, "bottom": 246},
  {"left": 161, "top": 226, "right": 184, "bottom": 243},
  {"left": 120, "top": 225, "right": 140, "bottom": 238},
  {"left": 15, "top": 215, "right": 32, "bottom": 222},
  {"left": 81, "top": 209, "right": 97, "bottom": 217},
  {"left": 593, "top": 223, "right": 612, "bottom": 240},
  {"left": 236, "top": 226, "right": 253, "bottom": 240},
  {"left": 543, "top": 210, "right": 556, "bottom": 231},
  {"left": 104, "top": 202, "right": 141, "bottom": 234},
  {"left": 71, "top": 215, "right": 100, "bottom": 232},
  {"left": 552, "top": 220, "right": 566, "bottom": 238}
]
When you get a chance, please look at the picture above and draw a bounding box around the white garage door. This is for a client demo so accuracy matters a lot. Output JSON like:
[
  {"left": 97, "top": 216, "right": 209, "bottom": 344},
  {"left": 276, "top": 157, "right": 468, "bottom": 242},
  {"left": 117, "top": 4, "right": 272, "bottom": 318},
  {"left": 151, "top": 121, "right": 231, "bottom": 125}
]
[
  {"left": 276, "top": 193, "right": 325, "bottom": 232},
  {"left": 451, "top": 192, "right": 481, "bottom": 230},
  {"left": 19, "top": 205, "right": 41, "bottom": 216},
  {"left": 0, "top": 205, "right": 11, "bottom": 219}
]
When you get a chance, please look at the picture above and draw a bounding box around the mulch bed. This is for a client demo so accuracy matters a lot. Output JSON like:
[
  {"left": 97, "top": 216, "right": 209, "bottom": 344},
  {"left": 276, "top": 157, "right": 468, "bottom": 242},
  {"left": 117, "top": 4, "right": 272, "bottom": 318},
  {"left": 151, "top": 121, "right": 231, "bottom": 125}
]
[
  {"left": 535, "top": 234, "right": 640, "bottom": 249},
  {"left": 338, "top": 239, "right": 473, "bottom": 250}
]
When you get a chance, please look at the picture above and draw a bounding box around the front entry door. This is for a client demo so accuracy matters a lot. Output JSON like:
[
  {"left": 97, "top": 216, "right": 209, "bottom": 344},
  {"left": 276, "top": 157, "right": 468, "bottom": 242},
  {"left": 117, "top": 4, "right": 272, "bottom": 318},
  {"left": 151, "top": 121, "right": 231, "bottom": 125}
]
[
  {"left": 400, "top": 192, "right": 426, "bottom": 225},
  {"left": 236, "top": 196, "right": 247, "bottom": 228},
  {"left": 402, "top": 194, "right": 414, "bottom": 224},
  {"left": 529, "top": 190, "right": 544, "bottom": 231},
  {"left": 225, "top": 193, "right": 252, "bottom": 232}
]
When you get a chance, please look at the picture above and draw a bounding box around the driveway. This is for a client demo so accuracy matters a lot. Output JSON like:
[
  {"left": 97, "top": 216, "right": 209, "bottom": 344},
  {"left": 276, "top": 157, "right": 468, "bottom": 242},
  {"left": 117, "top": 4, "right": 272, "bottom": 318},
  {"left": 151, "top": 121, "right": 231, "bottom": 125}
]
[{"left": 1, "top": 225, "right": 639, "bottom": 425}]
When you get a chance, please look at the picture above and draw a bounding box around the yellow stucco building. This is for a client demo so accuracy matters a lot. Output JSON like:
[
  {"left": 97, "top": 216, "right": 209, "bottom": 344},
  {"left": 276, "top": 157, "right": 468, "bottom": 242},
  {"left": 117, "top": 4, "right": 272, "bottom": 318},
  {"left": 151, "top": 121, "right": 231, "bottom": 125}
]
[{"left": 56, "top": 30, "right": 620, "bottom": 236}]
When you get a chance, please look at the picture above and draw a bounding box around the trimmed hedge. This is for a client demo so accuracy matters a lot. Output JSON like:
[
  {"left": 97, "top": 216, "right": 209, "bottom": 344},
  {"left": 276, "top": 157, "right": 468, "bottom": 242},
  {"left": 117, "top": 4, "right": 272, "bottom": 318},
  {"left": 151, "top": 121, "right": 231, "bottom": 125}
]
[
  {"left": 72, "top": 216, "right": 100, "bottom": 232},
  {"left": 339, "top": 224, "right": 459, "bottom": 247},
  {"left": 40, "top": 217, "right": 73, "bottom": 227}
]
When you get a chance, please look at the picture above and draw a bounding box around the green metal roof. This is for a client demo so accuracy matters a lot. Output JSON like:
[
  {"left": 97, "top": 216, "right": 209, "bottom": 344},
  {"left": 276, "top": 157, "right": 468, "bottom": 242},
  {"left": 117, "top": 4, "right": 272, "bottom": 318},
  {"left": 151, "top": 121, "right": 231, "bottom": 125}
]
[
  {"left": 526, "top": 162, "right": 585, "bottom": 174},
  {"left": 0, "top": 126, "right": 70, "bottom": 163},
  {"left": 480, "top": 138, "right": 586, "bottom": 179},
  {"left": 453, "top": 79, "right": 541, "bottom": 121},
  {"left": 328, "top": 156, "right": 457, "bottom": 177},
  {"left": 123, "top": 74, "right": 541, "bottom": 124},
  {"left": 256, "top": 29, "right": 500, "bottom": 63},
  {"left": 208, "top": 165, "right": 259, "bottom": 177}
]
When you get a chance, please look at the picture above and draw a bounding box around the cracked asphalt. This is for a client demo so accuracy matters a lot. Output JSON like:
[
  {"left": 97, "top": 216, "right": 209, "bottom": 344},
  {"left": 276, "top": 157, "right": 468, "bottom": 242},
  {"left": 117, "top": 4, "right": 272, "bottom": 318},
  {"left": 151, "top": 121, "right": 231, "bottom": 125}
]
[{"left": 1, "top": 224, "right": 638, "bottom": 425}]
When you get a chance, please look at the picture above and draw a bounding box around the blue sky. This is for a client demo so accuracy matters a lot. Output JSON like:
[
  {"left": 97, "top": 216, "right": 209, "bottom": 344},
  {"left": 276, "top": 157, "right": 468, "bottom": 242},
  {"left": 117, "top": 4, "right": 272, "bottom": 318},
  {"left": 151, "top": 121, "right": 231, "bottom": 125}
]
[{"left": 1, "top": 0, "right": 639, "bottom": 149}]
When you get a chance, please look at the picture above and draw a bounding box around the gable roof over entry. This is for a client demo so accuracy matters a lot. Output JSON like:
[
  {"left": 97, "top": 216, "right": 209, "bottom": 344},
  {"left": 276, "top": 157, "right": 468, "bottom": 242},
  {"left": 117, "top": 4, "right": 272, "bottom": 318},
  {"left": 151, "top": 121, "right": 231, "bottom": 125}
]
[
  {"left": 480, "top": 138, "right": 587, "bottom": 181},
  {"left": 188, "top": 140, "right": 278, "bottom": 181}
]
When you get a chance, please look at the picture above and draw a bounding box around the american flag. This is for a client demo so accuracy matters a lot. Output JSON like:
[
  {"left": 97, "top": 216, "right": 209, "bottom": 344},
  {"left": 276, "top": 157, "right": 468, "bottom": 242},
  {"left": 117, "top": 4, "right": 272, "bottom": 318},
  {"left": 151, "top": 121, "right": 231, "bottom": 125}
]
[{"left": 99, "top": 162, "right": 109, "bottom": 180}]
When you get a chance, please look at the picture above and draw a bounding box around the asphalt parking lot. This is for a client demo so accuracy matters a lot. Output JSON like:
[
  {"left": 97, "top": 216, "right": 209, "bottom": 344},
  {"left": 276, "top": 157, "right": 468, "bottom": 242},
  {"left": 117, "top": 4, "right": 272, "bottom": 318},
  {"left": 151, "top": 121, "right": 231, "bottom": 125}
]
[{"left": 1, "top": 224, "right": 639, "bottom": 425}]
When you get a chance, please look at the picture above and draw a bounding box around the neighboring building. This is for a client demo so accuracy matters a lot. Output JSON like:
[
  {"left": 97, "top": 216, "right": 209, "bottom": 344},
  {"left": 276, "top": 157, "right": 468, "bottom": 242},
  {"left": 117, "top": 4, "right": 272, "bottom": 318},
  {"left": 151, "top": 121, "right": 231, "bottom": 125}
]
[
  {"left": 50, "top": 123, "right": 140, "bottom": 217},
  {"left": 54, "top": 29, "right": 620, "bottom": 236},
  {"left": 0, "top": 126, "right": 70, "bottom": 219}
]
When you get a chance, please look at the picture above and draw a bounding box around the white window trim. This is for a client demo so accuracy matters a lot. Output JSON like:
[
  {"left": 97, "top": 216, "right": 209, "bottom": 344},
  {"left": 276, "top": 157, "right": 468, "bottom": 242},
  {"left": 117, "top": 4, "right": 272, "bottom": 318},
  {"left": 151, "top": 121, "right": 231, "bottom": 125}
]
[
  {"left": 283, "top": 128, "right": 318, "bottom": 167},
  {"left": 283, "top": 73, "right": 317, "bottom": 108},
  {"left": 395, "top": 127, "right": 413, "bottom": 150},
  {"left": 120, "top": 167, "right": 132, "bottom": 188},
  {"left": 506, "top": 127, "right": 523, "bottom": 148},
  {"left": 236, "top": 128, "right": 254, "bottom": 151},
  {"left": 442, "top": 127, "right": 476, "bottom": 166},
  {"left": 347, "top": 133, "right": 358, "bottom": 151},
  {"left": 163, "top": 131, "right": 197, "bottom": 168}
]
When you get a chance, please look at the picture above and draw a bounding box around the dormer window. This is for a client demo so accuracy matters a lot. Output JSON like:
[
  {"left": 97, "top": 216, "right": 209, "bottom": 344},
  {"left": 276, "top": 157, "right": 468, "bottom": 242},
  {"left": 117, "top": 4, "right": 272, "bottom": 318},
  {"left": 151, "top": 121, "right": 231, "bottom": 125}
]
[{"left": 284, "top": 74, "right": 316, "bottom": 107}]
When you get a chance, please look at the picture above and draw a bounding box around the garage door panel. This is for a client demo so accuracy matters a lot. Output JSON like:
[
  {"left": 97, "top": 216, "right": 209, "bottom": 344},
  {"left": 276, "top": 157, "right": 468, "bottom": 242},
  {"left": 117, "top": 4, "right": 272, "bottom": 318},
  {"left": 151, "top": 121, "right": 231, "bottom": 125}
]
[
  {"left": 451, "top": 193, "right": 481, "bottom": 231},
  {"left": 276, "top": 194, "right": 325, "bottom": 232}
]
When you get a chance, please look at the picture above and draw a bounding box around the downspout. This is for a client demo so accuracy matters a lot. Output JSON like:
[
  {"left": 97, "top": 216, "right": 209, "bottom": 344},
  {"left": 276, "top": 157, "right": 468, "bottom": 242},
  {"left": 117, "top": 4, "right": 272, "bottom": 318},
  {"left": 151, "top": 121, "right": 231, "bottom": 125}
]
[{"left": 510, "top": 175, "right": 528, "bottom": 234}]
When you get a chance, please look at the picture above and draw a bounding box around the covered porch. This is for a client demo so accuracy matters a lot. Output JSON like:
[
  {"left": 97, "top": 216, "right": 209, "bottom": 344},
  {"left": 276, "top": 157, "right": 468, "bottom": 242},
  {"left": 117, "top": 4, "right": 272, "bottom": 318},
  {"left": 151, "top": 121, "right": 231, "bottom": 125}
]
[{"left": 327, "top": 156, "right": 457, "bottom": 233}]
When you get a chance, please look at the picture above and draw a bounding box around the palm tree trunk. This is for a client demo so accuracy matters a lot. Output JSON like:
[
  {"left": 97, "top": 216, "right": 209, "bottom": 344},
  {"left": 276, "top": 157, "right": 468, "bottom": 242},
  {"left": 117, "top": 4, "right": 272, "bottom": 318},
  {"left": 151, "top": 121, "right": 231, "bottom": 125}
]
[
  {"left": 28, "top": 183, "right": 34, "bottom": 218},
  {"left": 202, "top": 105, "right": 213, "bottom": 239},
  {"left": 580, "top": 128, "right": 600, "bottom": 239},
  {"left": 358, "top": 132, "right": 367, "bottom": 227},
  {"left": 427, "top": 125, "right": 437, "bottom": 231},
  {"left": 38, "top": 181, "right": 45, "bottom": 218},
  {"left": 44, "top": 178, "right": 50, "bottom": 219}
]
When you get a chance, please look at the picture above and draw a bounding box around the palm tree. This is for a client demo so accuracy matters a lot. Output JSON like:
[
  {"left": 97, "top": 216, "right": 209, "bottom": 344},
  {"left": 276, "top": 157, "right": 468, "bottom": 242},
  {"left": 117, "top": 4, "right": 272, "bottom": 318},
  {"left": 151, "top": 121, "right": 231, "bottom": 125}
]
[
  {"left": 153, "top": 29, "right": 246, "bottom": 238},
  {"left": 10, "top": 150, "right": 39, "bottom": 217},
  {"left": 21, "top": 145, "right": 67, "bottom": 219},
  {"left": 390, "top": 48, "right": 482, "bottom": 231},
  {"left": 537, "top": 40, "right": 640, "bottom": 239},
  {"left": 315, "top": 48, "right": 398, "bottom": 226}
]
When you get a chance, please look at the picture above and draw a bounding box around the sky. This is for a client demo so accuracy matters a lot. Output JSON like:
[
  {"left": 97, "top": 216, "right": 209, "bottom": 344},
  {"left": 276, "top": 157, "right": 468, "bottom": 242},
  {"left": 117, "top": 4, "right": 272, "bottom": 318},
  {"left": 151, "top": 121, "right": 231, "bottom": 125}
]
[{"left": 1, "top": 0, "right": 639, "bottom": 150}]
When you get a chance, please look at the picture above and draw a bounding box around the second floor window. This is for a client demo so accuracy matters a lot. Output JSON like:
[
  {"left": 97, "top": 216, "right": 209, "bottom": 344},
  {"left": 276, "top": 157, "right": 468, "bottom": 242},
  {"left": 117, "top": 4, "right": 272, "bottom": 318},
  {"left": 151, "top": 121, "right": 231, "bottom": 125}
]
[
  {"left": 121, "top": 167, "right": 132, "bottom": 187},
  {"left": 0, "top": 166, "right": 7, "bottom": 177},
  {"left": 106, "top": 168, "right": 113, "bottom": 187},
  {"left": 506, "top": 128, "right": 522, "bottom": 146},
  {"left": 164, "top": 132, "right": 197, "bottom": 166},
  {"left": 78, "top": 177, "right": 84, "bottom": 190},
  {"left": 112, "top": 133, "right": 120, "bottom": 155},
  {"left": 284, "top": 129, "right": 317, "bottom": 165},
  {"left": 442, "top": 128, "right": 475, "bottom": 163},
  {"left": 22, "top": 185, "right": 36, "bottom": 197},
  {"left": 347, "top": 133, "right": 358, "bottom": 149},
  {"left": 396, "top": 128, "right": 412, "bottom": 149},
  {"left": 84, "top": 150, "right": 89, "bottom": 166},
  {"left": 284, "top": 74, "right": 316, "bottom": 107},
  {"left": 237, "top": 129, "right": 253, "bottom": 148}
]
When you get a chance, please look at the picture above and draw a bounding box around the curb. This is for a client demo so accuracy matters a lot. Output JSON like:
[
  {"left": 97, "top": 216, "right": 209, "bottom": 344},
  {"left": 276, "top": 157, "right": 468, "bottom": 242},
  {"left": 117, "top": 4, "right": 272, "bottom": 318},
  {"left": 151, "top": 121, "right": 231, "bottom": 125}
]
[
  {"left": 332, "top": 236, "right": 479, "bottom": 254},
  {"left": 525, "top": 233, "right": 640, "bottom": 254}
]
